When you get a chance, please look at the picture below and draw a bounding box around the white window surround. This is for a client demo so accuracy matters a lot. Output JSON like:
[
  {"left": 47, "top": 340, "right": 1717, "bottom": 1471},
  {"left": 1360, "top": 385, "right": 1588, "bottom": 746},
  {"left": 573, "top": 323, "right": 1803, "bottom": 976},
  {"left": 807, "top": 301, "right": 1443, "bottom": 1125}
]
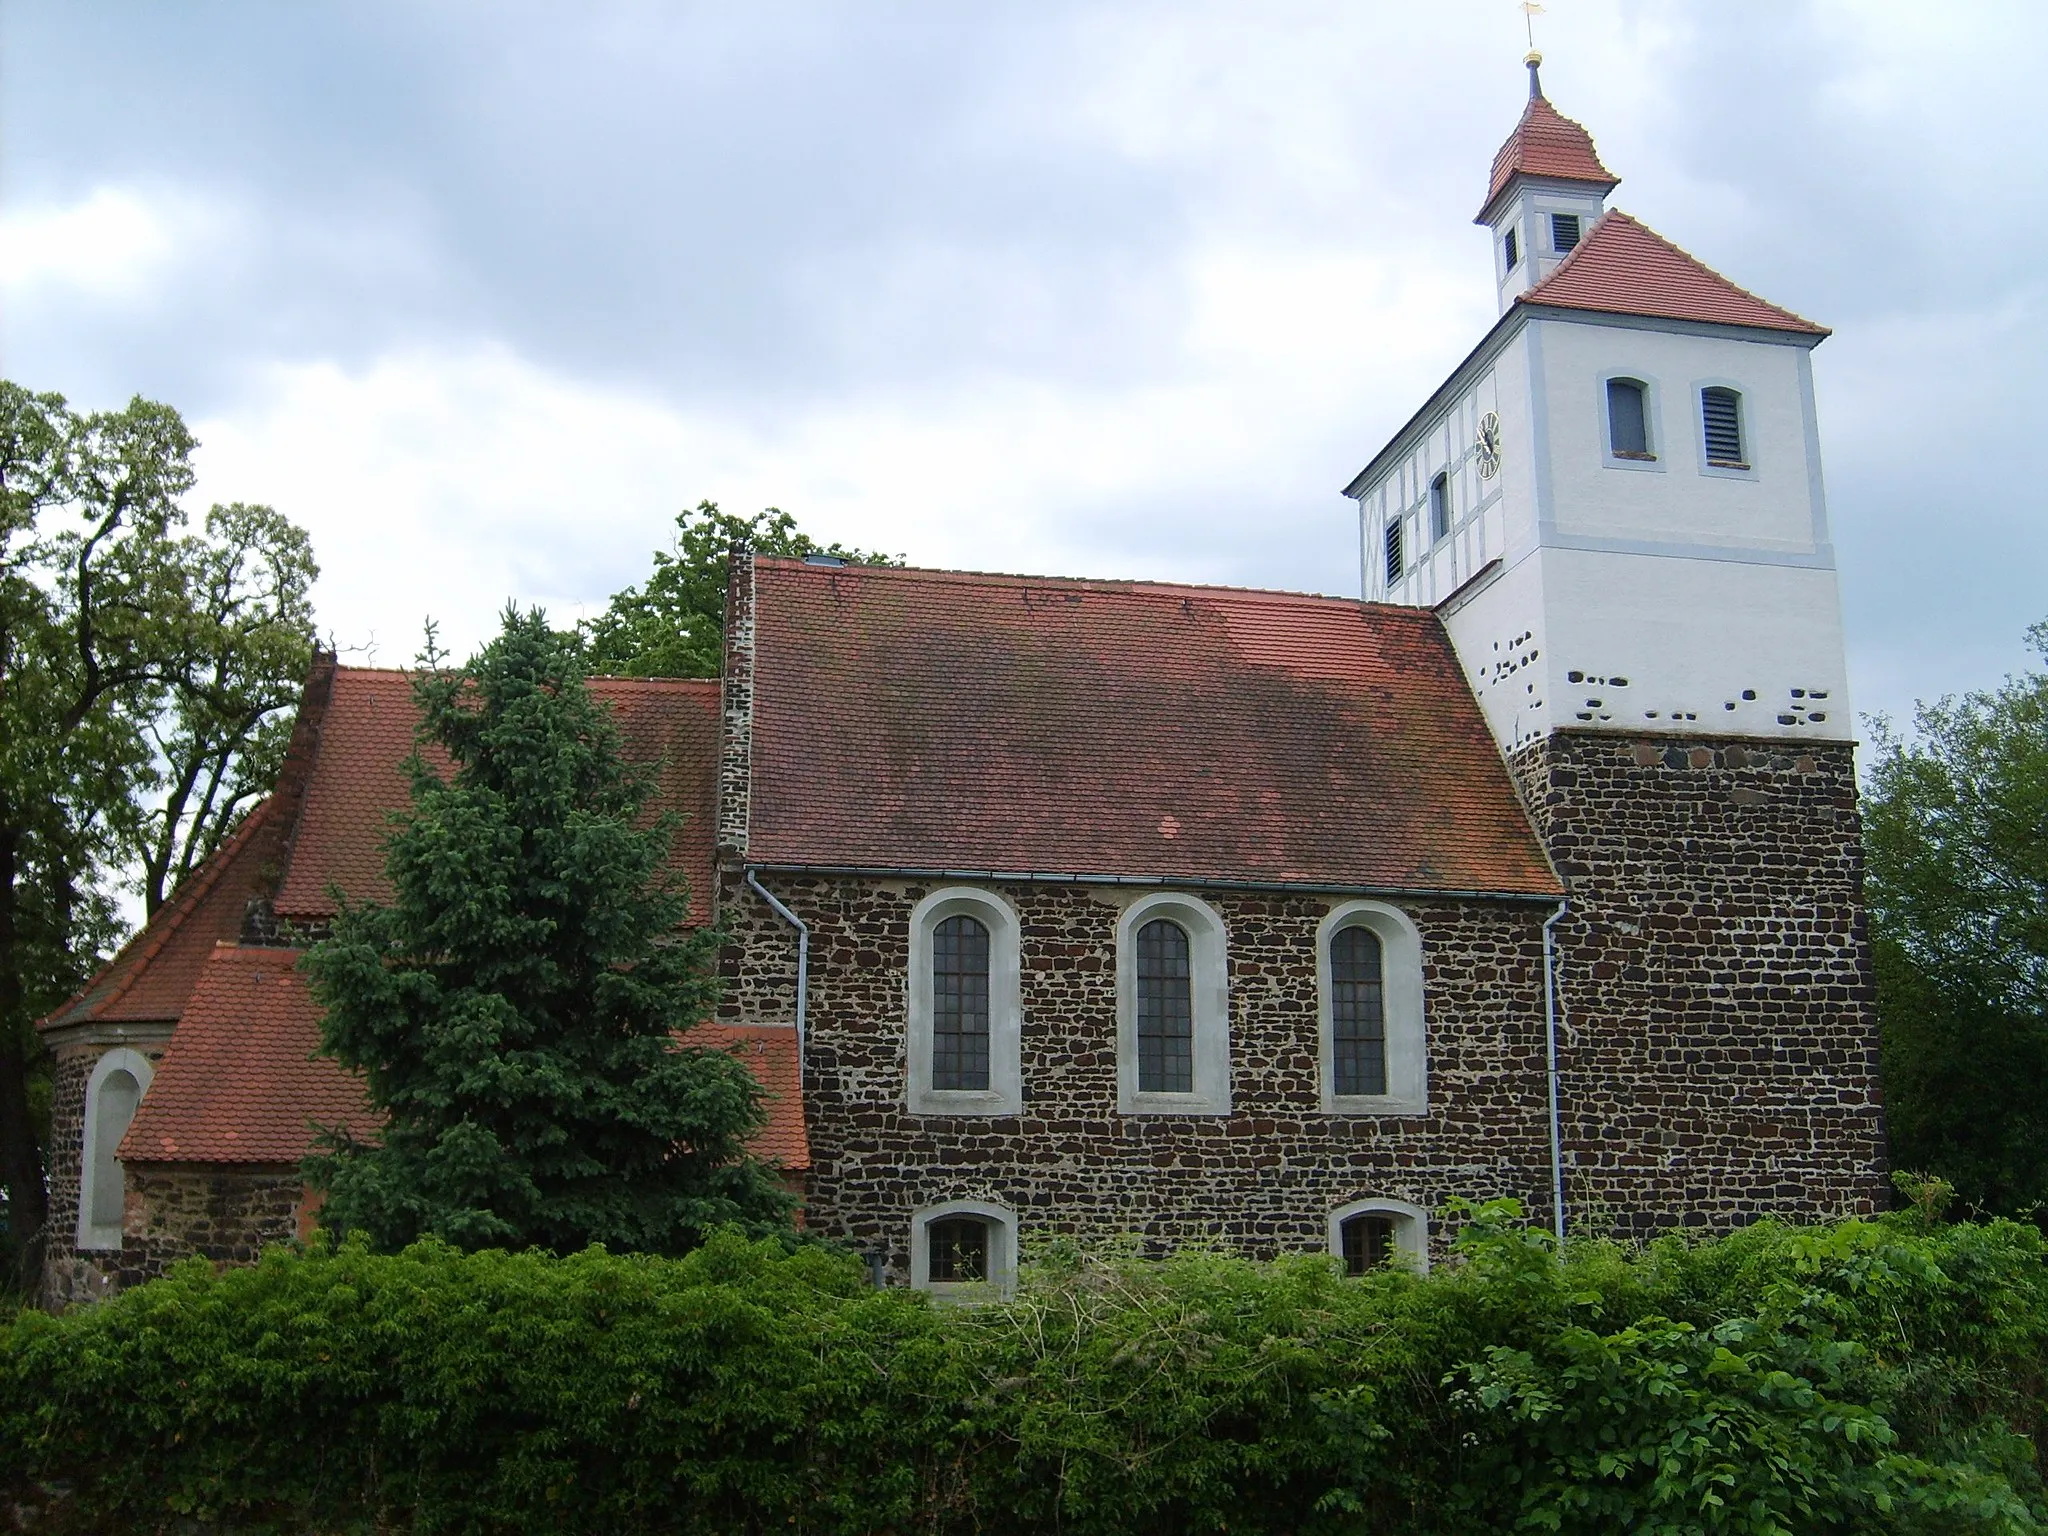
[
  {"left": 905, "top": 886, "right": 1024, "bottom": 1116},
  {"left": 1598, "top": 369, "right": 1665, "bottom": 474},
  {"left": 1317, "top": 900, "right": 1427, "bottom": 1116},
  {"left": 1692, "top": 376, "right": 1759, "bottom": 481},
  {"left": 77, "top": 1047, "right": 154, "bottom": 1251},
  {"left": 910, "top": 1198, "right": 1018, "bottom": 1301},
  {"left": 1327, "top": 1197, "right": 1430, "bottom": 1274},
  {"left": 1116, "top": 892, "right": 1231, "bottom": 1116}
]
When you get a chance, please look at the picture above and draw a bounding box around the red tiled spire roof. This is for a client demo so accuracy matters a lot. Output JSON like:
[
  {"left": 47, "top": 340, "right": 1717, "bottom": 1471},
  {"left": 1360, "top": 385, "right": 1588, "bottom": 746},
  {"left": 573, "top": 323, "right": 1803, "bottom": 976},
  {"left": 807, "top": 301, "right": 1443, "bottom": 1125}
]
[
  {"left": 1520, "top": 210, "right": 1829, "bottom": 336},
  {"left": 1479, "top": 75, "right": 1618, "bottom": 219},
  {"left": 746, "top": 561, "right": 1561, "bottom": 897}
]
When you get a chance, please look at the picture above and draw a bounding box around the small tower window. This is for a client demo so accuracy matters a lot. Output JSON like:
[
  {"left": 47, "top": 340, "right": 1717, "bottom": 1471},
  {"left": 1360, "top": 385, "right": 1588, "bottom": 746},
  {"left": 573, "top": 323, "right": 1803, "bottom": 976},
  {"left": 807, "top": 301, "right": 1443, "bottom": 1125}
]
[
  {"left": 1428, "top": 472, "right": 1451, "bottom": 543},
  {"left": 1551, "top": 213, "right": 1582, "bottom": 252},
  {"left": 1383, "top": 518, "right": 1404, "bottom": 587},
  {"left": 1701, "top": 387, "right": 1746, "bottom": 466},
  {"left": 1503, "top": 227, "right": 1520, "bottom": 271},
  {"left": 1606, "top": 378, "right": 1651, "bottom": 458}
]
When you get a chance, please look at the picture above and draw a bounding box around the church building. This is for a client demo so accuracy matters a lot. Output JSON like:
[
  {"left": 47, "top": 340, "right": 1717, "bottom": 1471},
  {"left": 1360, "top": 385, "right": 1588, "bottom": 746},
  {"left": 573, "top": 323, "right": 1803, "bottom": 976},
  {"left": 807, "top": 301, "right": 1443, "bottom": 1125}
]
[{"left": 38, "top": 63, "right": 1883, "bottom": 1306}]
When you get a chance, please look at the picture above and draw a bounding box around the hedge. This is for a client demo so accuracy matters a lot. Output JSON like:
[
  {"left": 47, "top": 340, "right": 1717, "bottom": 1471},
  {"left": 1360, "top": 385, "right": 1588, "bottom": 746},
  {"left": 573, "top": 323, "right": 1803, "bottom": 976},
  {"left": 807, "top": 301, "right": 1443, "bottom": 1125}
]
[{"left": 4, "top": 1199, "right": 2045, "bottom": 1534}]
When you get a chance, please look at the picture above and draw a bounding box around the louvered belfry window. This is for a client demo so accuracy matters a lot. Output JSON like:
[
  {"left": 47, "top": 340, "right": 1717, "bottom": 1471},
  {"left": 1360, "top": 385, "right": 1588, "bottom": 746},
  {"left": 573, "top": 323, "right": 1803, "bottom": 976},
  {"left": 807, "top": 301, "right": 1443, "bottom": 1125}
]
[
  {"left": 1607, "top": 378, "right": 1650, "bottom": 456},
  {"left": 1383, "top": 517, "right": 1404, "bottom": 588},
  {"left": 1331, "top": 925, "right": 1388, "bottom": 1096},
  {"left": 1701, "top": 387, "right": 1745, "bottom": 465},
  {"left": 1551, "top": 213, "right": 1581, "bottom": 251},
  {"left": 926, "top": 1217, "right": 988, "bottom": 1282},
  {"left": 931, "top": 914, "right": 992, "bottom": 1091},
  {"left": 1503, "top": 227, "right": 1520, "bottom": 270},
  {"left": 1136, "top": 918, "right": 1195, "bottom": 1093}
]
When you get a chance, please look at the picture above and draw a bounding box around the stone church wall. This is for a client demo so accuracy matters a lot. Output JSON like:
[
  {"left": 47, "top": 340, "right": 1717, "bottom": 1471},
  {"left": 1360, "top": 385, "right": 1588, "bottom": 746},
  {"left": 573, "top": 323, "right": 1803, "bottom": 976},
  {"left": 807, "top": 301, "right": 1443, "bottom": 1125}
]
[
  {"left": 40, "top": 1038, "right": 169, "bottom": 1308},
  {"left": 117, "top": 1165, "right": 308, "bottom": 1287},
  {"left": 1508, "top": 730, "right": 1886, "bottom": 1235},
  {"left": 719, "top": 867, "right": 1561, "bottom": 1273}
]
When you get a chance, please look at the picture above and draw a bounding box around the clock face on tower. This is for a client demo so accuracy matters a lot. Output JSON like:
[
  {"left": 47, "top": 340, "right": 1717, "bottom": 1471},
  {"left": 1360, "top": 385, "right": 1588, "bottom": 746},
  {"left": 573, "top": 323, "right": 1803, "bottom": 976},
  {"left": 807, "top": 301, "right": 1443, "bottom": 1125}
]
[{"left": 1475, "top": 411, "right": 1503, "bottom": 479}]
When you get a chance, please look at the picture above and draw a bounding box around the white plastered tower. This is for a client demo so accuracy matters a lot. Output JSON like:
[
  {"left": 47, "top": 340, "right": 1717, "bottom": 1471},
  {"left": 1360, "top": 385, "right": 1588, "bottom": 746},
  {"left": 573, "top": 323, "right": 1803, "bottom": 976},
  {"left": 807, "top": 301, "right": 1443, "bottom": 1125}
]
[{"left": 1346, "top": 57, "right": 1850, "bottom": 756}]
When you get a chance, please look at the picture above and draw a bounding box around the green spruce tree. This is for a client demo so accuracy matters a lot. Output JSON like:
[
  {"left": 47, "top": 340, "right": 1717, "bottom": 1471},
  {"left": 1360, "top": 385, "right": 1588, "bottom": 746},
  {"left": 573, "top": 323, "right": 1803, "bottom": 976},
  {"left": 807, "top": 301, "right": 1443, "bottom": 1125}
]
[{"left": 303, "top": 608, "right": 792, "bottom": 1253}]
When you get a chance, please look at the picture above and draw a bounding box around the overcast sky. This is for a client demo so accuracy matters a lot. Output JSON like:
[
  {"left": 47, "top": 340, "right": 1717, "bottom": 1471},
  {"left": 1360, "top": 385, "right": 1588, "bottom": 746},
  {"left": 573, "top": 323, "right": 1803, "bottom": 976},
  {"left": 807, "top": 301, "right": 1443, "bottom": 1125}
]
[{"left": 4, "top": 1, "right": 2042, "bottom": 731}]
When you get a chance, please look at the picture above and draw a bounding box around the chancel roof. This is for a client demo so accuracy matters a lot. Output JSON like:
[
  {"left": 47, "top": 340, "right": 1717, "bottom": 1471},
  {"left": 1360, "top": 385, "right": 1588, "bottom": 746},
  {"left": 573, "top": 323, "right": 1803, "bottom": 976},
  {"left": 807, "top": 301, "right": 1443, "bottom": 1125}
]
[{"left": 745, "top": 559, "right": 1562, "bottom": 897}]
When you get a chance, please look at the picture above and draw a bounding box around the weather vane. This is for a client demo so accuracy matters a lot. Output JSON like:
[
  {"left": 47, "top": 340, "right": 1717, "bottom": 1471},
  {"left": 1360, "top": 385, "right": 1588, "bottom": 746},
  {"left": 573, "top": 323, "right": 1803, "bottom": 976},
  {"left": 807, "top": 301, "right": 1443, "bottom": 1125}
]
[{"left": 1521, "top": 0, "right": 1545, "bottom": 56}]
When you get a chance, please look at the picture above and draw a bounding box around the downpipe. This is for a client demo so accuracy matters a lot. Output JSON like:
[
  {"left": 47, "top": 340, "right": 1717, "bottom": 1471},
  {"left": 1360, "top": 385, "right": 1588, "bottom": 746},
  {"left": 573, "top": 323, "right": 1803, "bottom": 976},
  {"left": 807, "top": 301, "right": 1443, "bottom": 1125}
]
[
  {"left": 743, "top": 867, "right": 808, "bottom": 1067},
  {"left": 1543, "top": 900, "right": 1569, "bottom": 1246}
]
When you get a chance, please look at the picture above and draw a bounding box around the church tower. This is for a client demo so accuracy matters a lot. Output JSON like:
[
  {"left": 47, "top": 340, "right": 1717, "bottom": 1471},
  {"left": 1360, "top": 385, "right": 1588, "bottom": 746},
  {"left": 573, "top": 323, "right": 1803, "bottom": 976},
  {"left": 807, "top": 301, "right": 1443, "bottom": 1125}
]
[
  {"left": 1344, "top": 59, "right": 1884, "bottom": 1237},
  {"left": 1347, "top": 55, "right": 1849, "bottom": 756}
]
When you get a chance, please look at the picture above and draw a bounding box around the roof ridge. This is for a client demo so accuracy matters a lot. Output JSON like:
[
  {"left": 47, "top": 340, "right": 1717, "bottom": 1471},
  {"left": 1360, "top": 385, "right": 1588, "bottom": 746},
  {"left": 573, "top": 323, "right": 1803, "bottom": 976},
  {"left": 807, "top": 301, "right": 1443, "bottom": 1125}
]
[
  {"left": 753, "top": 558, "right": 1421, "bottom": 612},
  {"left": 44, "top": 796, "right": 277, "bottom": 1028}
]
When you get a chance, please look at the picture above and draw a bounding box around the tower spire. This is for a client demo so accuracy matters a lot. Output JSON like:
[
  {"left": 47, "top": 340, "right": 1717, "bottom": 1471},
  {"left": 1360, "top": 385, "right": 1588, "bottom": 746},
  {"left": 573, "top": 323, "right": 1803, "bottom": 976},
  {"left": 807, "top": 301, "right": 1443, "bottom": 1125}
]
[{"left": 1526, "top": 50, "right": 1544, "bottom": 99}]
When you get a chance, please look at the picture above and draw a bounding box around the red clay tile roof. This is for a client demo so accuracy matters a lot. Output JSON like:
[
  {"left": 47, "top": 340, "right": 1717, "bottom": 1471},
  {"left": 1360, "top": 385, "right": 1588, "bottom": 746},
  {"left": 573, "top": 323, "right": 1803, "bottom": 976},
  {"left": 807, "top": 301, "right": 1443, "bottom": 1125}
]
[
  {"left": 691, "top": 1022, "right": 809, "bottom": 1170},
  {"left": 119, "top": 944, "right": 376, "bottom": 1164},
  {"left": 1519, "top": 210, "right": 1828, "bottom": 336},
  {"left": 1481, "top": 90, "right": 1618, "bottom": 216},
  {"left": 746, "top": 561, "right": 1561, "bottom": 896},
  {"left": 42, "top": 799, "right": 282, "bottom": 1031},
  {"left": 274, "top": 668, "right": 721, "bottom": 924},
  {"left": 121, "top": 947, "right": 810, "bottom": 1171}
]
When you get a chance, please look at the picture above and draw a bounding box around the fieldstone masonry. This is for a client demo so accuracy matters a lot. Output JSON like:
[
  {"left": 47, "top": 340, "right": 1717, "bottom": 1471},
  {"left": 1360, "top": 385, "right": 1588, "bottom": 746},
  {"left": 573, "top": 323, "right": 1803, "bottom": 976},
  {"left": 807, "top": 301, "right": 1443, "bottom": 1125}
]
[
  {"left": 1509, "top": 730, "right": 1885, "bottom": 1234},
  {"left": 721, "top": 864, "right": 1560, "bottom": 1273}
]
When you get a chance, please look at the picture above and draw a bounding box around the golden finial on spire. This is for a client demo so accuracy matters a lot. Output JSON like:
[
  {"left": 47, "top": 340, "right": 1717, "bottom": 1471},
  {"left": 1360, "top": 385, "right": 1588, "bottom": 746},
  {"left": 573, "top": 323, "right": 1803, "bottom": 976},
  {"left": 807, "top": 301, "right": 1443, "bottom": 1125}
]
[{"left": 1521, "top": 2, "right": 1547, "bottom": 97}]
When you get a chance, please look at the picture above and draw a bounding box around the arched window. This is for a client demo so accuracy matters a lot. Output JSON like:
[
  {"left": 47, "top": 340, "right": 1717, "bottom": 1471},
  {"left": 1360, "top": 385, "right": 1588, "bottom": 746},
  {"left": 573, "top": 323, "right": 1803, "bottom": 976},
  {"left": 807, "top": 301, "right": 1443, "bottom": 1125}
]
[
  {"left": 1428, "top": 472, "right": 1451, "bottom": 543},
  {"left": 907, "top": 888, "right": 1022, "bottom": 1115},
  {"left": 77, "top": 1047, "right": 154, "bottom": 1251},
  {"left": 1606, "top": 377, "right": 1650, "bottom": 458},
  {"left": 1117, "top": 893, "right": 1231, "bottom": 1115},
  {"left": 1136, "top": 919, "right": 1194, "bottom": 1094},
  {"left": 1701, "top": 386, "right": 1745, "bottom": 466},
  {"left": 931, "top": 914, "right": 991, "bottom": 1091},
  {"left": 1318, "top": 902, "right": 1426, "bottom": 1115},
  {"left": 1328, "top": 1197, "right": 1429, "bottom": 1274},
  {"left": 911, "top": 1198, "right": 1017, "bottom": 1299},
  {"left": 1329, "top": 925, "right": 1386, "bottom": 1097}
]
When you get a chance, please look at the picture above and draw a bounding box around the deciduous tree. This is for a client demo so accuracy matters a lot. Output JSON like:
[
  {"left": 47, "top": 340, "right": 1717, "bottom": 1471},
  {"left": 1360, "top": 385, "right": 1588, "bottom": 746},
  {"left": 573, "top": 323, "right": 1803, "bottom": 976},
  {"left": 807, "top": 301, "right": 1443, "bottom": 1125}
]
[
  {"left": 0, "top": 382, "right": 316, "bottom": 1283},
  {"left": 581, "top": 500, "right": 896, "bottom": 678},
  {"left": 1864, "top": 622, "right": 2048, "bottom": 1221}
]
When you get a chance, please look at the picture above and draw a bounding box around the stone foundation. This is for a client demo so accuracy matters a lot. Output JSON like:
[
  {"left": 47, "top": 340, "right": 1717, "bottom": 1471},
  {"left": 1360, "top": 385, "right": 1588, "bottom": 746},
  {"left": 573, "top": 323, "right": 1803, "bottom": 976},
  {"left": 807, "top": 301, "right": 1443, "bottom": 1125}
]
[{"left": 116, "top": 1163, "right": 309, "bottom": 1285}]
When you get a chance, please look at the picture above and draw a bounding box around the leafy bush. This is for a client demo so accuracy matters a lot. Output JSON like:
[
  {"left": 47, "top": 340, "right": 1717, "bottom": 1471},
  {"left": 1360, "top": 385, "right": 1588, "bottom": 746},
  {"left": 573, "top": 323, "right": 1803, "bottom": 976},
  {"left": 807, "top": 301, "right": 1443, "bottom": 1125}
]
[{"left": 4, "top": 1203, "right": 2045, "bottom": 1534}]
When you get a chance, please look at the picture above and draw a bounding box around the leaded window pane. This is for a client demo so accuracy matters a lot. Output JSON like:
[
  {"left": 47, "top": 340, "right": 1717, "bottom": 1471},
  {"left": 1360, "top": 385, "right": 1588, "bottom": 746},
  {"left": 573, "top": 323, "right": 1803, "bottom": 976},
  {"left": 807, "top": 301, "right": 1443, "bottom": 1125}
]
[
  {"left": 1341, "top": 1213, "right": 1396, "bottom": 1276},
  {"left": 927, "top": 1217, "right": 988, "bottom": 1282},
  {"left": 932, "top": 914, "right": 991, "bottom": 1091},
  {"left": 1331, "top": 926, "right": 1387, "bottom": 1097},
  {"left": 1136, "top": 918, "right": 1194, "bottom": 1094}
]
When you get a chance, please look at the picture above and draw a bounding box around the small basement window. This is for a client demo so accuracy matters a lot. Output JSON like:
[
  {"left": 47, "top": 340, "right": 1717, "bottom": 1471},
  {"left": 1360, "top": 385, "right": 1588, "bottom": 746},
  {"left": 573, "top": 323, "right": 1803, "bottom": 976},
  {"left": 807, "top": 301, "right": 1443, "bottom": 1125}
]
[
  {"left": 1428, "top": 472, "right": 1451, "bottom": 544},
  {"left": 1383, "top": 517, "right": 1404, "bottom": 587},
  {"left": 1606, "top": 377, "right": 1652, "bottom": 458},
  {"left": 1551, "top": 213, "right": 1582, "bottom": 252},
  {"left": 1701, "top": 387, "right": 1746, "bottom": 467},
  {"left": 1328, "top": 1197, "right": 1429, "bottom": 1274},
  {"left": 911, "top": 1199, "right": 1018, "bottom": 1299}
]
